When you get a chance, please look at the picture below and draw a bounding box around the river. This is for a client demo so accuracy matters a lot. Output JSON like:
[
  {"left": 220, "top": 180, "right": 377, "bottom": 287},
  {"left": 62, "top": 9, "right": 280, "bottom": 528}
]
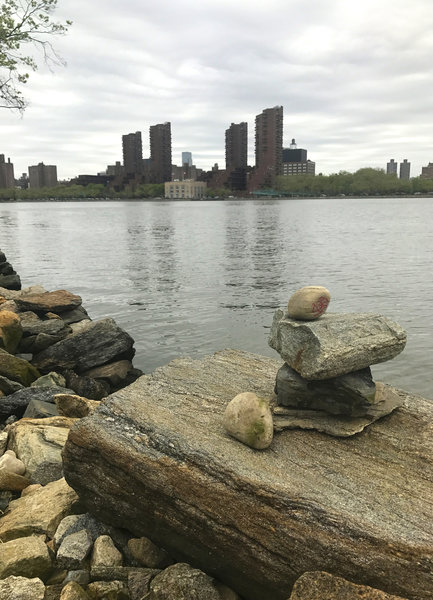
[{"left": 0, "top": 197, "right": 432, "bottom": 399}]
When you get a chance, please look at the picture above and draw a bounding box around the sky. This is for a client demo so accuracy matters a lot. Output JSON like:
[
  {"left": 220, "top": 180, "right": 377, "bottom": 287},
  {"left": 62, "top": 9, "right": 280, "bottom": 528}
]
[{"left": 1, "top": 0, "right": 433, "bottom": 181}]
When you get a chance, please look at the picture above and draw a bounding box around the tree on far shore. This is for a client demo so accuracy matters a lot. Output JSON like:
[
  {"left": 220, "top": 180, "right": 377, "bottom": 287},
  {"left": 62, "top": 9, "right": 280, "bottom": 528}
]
[{"left": 0, "top": 0, "right": 71, "bottom": 111}]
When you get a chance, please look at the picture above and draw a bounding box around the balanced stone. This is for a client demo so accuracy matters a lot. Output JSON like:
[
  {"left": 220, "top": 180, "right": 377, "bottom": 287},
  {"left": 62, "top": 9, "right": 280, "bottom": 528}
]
[
  {"left": 287, "top": 286, "right": 330, "bottom": 320},
  {"left": 269, "top": 310, "right": 406, "bottom": 380},
  {"left": 275, "top": 363, "right": 376, "bottom": 416},
  {"left": 223, "top": 391, "right": 273, "bottom": 449}
]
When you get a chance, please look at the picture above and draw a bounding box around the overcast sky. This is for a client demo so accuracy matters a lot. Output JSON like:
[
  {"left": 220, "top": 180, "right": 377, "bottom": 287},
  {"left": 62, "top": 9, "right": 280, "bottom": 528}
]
[{"left": 1, "top": 0, "right": 433, "bottom": 180}]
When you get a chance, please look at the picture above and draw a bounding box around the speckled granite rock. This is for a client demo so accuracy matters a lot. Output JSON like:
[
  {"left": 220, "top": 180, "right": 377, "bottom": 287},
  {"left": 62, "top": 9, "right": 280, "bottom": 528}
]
[{"left": 62, "top": 349, "right": 433, "bottom": 600}]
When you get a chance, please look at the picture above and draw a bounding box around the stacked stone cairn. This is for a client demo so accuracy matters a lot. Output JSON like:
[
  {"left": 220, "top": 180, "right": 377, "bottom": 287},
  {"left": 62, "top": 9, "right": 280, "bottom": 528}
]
[
  {"left": 268, "top": 285, "right": 407, "bottom": 437},
  {"left": 224, "top": 285, "right": 407, "bottom": 449},
  {"left": 0, "top": 249, "right": 21, "bottom": 291}
]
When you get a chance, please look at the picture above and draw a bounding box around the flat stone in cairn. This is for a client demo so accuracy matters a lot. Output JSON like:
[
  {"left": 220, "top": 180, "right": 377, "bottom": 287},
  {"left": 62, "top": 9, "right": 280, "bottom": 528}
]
[
  {"left": 272, "top": 382, "right": 405, "bottom": 437},
  {"left": 275, "top": 363, "right": 377, "bottom": 416},
  {"left": 14, "top": 289, "right": 82, "bottom": 314},
  {"left": 269, "top": 310, "right": 406, "bottom": 380}
]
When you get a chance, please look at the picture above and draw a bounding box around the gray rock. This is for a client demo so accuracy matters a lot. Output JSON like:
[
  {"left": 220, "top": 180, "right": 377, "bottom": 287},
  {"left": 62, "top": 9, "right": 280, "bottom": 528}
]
[
  {"left": 0, "top": 386, "right": 75, "bottom": 420},
  {"left": 0, "top": 261, "right": 14, "bottom": 275},
  {"left": 62, "top": 349, "right": 433, "bottom": 600},
  {"left": 269, "top": 310, "right": 407, "bottom": 379},
  {"left": 54, "top": 513, "right": 128, "bottom": 552},
  {"left": 31, "top": 372, "right": 67, "bottom": 388},
  {"left": 91, "top": 535, "right": 123, "bottom": 568},
  {"left": 64, "top": 570, "right": 90, "bottom": 586},
  {"left": 20, "top": 313, "right": 71, "bottom": 337},
  {"left": 0, "top": 273, "right": 21, "bottom": 290},
  {"left": 0, "top": 375, "right": 24, "bottom": 395},
  {"left": 32, "top": 318, "right": 135, "bottom": 374},
  {"left": 275, "top": 363, "right": 377, "bottom": 416},
  {"left": 60, "top": 306, "right": 90, "bottom": 325},
  {"left": 0, "top": 535, "right": 52, "bottom": 579},
  {"left": 146, "top": 563, "right": 221, "bottom": 600},
  {"left": 0, "top": 576, "right": 45, "bottom": 600},
  {"left": 23, "top": 398, "right": 60, "bottom": 419},
  {"left": 272, "top": 382, "right": 405, "bottom": 437},
  {"left": 128, "top": 569, "right": 161, "bottom": 600},
  {"left": 56, "top": 529, "right": 93, "bottom": 570}
]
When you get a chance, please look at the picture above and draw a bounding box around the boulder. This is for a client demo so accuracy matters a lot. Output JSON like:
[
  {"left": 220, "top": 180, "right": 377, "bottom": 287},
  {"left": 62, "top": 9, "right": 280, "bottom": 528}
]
[
  {"left": 91, "top": 535, "right": 123, "bottom": 568},
  {"left": 145, "top": 563, "right": 221, "bottom": 600},
  {"left": 127, "top": 537, "right": 171, "bottom": 569},
  {"left": 0, "top": 310, "right": 22, "bottom": 353},
  {"left": 14, "top": 290, "right": 82, "bottom": 313},
  {"left": 287, "top": 286, "right": 330, "bottom": 320},
  {"left": 288, "top": 571, "right": 408, "bottom": 599},
  {"left": 223, "top": 391, "right": 274, "bottom": 449},
  {"left": 0, "top": 285, "right": 46, "bottom": 301},
  {"left": 87, "top": 580, "right": 128, "bottom": 598},
  {"left": 55, "top": 394, "right": 100, "bottom": 418},
  {"left": 7, "top": 416, "right": 74, "bottom": 484},
  {"left": 23, "top": 398, "right": 59, "bottom": 419},
  {"left": 31, "top": 372, "right": 67, "bottom": 388},
  {"left": 0, "top": 477, "right": 79, "bottom": 542},
  {"left": 0, "top": 273, "right": 21, "bottom": 290},
  {"left": 32, "top": 318, "right": 135, "bottom": 374},
  {"left": 19, "top": 311, "right": 70, "bottom": 337},
  {"left": 63, "top": 369, "right": 110, "bottom": 400},
  {"left": 0, "top": 469, "right": 31, "bottom": 492},
  {"left": 0, "top": 374, "right": 24, "bottom": 395},
  {"left": 62, "top": 349, "right": 433, "bottom": 600},
  {"left": 0, "top": 348, "right": 40, "bottom": 386},
  {"left": 82, "top": 360, "right": 135, "bottom": 389},
  {"left": 59, "top": 306, "right": 90, "bottom": 325},
  {"left": 59, "top": 581, "right": 90, "bottom": 600},
  {"left": 269, "top": 311, "right": 407, "bottom": 379},
  {"left": 128, "top": 569, "right": 161, "bottom": 599},
  {"left": 56, "top": 529, "right": 93, "bottom": 570},
  {"left": 275, "top": 363, "right": 377, "bottom": 415},
  {"left": 0, "top": 535, "right": 52, "bottom": 579},
  {"left": 0, "top": 386, "right": 74, "bottom": 421},
  {"left": 0, "top": 576, "right": 45, "bottom": 600}
]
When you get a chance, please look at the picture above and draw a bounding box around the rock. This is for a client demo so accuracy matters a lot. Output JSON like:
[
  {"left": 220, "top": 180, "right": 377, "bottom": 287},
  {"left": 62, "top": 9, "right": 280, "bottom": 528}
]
[
  {"left": 32, "top": 372, "right": 67, "bottom": 388},
  {"left": 56, "top": 529, "right": 93, "bottom": 570},
  {"left": 127, "top": 537, "right": 171, "bottom": 569},
  {"left": 0, "top": 374, "right": 24, "bottom": 395},
  {"left": 62, "top": 349, "right": 433, "bottom": 600},
  {"left": 272, "top": 382, "right": 405, "bottom": 437},
  {"left": 55, "top": 394, "right": 100, "bottom": 418},
  {"left": 0, "top": 284, "right": 46, "bottom": 301},
  {"left": 0, "top": 490, "right": 13, "bottom": 513},
  {"left": 287, "top": 285, "right": 330, "bottom": 320},
  {"left": 87, "top": 580, "right": 128, "bottom": 599},
  {"left": 223, "top": 391, "right": 273, "bottom": 449},
  {"left": 60, "top": 306, "right": 90, "bottom": 325},
  {"left": 0, "top": 261, "right": 14, "bottom": 275},
  {"left": 53, "top": 513, "right": 128, "bottom": 552},
  {"left": 0, "top": 273, "right": 21, "bottom": 290},
  {"left": 0, "top": 477, "right": 79, "bottom": 542},
  {"left": 128, "top": 569, "right": 161, "bottom": 599},
  {"left": 1, "top": 386, "right": 75, "bottom": 421},
  {"left": 91, "top": 535, "right": 123, "bottom": 568},
  {"left": 63, "top": 370, "right": 110, "bottom": 401},
  {"left": 21, "top": 483, "right": 43, "bottom": 497},
  {"left": 7, "top": 416, "right": 74, "bottom": 484},
  {"left": 0, "top": 430, "right": 7, "bottom": 454},
  {"left": 269, "top": 311, "right": 407, "bottom": 379},
  {"left": 0, "top": 348, "right": 40, "bottom": 386},
  {"left": 0, "top": 450, "right": 26, "bottom": 474},
  {"left": 146, "top": 563, "right": 221, "bottom": 600},
  {"left": 32, "top": 318, "right": 135, "bottom": 374},
  {"left": 0, "top": 310, "right": 23, "bottom": 353},
  {"left": 82, "top": 360, "right": 135, "bottom": 389},
  {"left": 23, "top": 398, "right": 60, "bottom": 419},
  {"left": 215, "top": 582, "right": 242, "bottom": 599},
  {"left": 59, "top": 581, "right": 90, "bottom": 600},
  {"left": 20, "top": 311, "right": 71, "bottom": 337},
  {"left": 0, "top": 468, "right": 31, "bottom": 491},
  {"left": 64, "top": 570, "right": 90, "bottom": 586},
  {"left": 0, "top": 535, "right": 52, "bottom": 579},
  {"left": 90, "top": 566, "right": 150, "bottom": 582},
  {"left": 275, "top": 363, "right": 377, "bottom": 415},
  {"left": 14, "top": 290, "right": 82, "bottom": 314},
  {"left": 0, "top": 576, "right": 45, "bottom": 600},
  {"left": 288, "top": 571, "right": 408, "bottom": 599}
]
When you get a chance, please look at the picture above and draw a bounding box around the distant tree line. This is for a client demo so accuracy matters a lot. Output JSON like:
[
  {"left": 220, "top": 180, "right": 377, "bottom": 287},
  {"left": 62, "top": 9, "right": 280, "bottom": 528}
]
[
  {"left": 275, "top": 168, "right": 433, "bottom": 196},
  {"left": 0, "top": 183, "right": 165, "bottom": 200}
]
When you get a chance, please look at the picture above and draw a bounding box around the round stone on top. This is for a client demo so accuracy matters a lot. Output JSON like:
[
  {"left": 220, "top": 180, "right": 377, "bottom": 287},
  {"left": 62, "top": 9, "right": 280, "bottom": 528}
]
[{"left": 287, "top": 286, "right": 330, "bottom": 320}]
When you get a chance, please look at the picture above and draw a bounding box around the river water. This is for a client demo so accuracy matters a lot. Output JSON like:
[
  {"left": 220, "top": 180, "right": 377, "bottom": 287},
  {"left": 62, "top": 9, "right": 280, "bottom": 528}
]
[{"left": 0, "top": 197, "right": 432, "bottom": 399}]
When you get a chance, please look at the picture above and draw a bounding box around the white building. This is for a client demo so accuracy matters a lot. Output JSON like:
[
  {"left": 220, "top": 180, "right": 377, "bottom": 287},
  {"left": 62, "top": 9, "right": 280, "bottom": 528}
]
[{"left": 165, "top": 180, "right": 207, "bottom": 199}]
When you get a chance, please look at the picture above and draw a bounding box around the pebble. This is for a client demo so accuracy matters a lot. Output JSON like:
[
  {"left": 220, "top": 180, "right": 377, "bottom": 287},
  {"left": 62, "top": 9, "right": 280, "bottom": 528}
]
[{"left": 287, "top": 285, "right": 331, "bottom": 320}]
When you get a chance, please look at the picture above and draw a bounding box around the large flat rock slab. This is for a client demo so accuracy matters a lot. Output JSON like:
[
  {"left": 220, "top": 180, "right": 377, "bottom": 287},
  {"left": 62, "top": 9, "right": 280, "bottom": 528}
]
[
  {"left": 269, "top": 311, "right": 407, "bottom": 379},
  {"left": 62, "top": 349, "right": 433, "bottom": 600}
]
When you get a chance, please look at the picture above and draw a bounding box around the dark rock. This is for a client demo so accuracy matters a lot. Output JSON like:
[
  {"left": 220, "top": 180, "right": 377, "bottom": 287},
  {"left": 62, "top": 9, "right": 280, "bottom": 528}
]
[
  {"left": 20, "top": 331, "right": 69, "bottom": 354},
  {"left": 82, "top": 360, "right": 135, "bottom": 389},
  {"left": 62, "top": 349, "right": 433, "bottom": 600},
  {"left": 63, "top": 369, "right": 110, "bottom": 401},
  {"left": 20, "top": 313, "right": 71, "bottom": 337},
  {"left": 15, "top": 290, "right": 82, "bottom": 314},
  {"left": 0, "top": 386, "right": 75, "bottom": 420},
  {"left": 0, "top": 273, "right": 21, "bottom": 290},
  {"left": 32, "top": 318, "right": 135, "bottom": 374},
  {"left": 0, "top": 261, "right": 14, "bottom": 275},
  {"left": 275, "top": 363, "right": 377, "bottom": 416},
  {"left": 288, "top": 571, "right": 408, "bottom": 599},
  {"left": 60, "top": 306, "right": 90, "bottom": 325},
  {"left": 0, "top": 374, "right": 24, "bottom": 395},
  {"left": 128, "top": 569, "right": 161, "bottom": 600},
  {"left": 54, "top": 513, "right": 130, "bottom": 552},
  {"left": 0, "top": 250, "right": 6, "bottom": 263},
  {"left": 269, "top": 310, "right": 407, "bottom": 379},
  {"left": 23, "top": 398, "right": 59, "bottom": 419}
]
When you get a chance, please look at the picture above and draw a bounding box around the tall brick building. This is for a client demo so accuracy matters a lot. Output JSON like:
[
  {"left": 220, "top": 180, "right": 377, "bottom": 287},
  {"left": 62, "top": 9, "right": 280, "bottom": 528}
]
[
  {"left": 248, "top": 106, "right": 283, "bottom": 191},
  {"left": 122, "top": 131, "right": 143, "bottom": 176},
  {"left": 0, "top": 155, "right": 14, "bottom": 188},
  {"left": 150, "top": 122, "right": 172, "bottom": 183}
]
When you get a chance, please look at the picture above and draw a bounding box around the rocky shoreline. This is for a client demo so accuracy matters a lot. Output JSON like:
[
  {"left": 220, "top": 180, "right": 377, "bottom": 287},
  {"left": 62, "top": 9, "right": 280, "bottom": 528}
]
[{"left": 0, "top": 250, "right": 429, "bottom": 599}]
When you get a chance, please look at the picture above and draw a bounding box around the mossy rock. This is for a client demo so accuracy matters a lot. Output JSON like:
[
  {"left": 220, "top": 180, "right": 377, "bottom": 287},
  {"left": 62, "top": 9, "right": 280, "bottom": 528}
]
[{"left": 0, "top": 349, "right": 40, "bottom": 386}]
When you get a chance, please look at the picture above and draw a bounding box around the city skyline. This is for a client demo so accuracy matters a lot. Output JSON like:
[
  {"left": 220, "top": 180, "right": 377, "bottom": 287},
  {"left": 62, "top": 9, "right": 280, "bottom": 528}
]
[{"left": 1, "top": 0, "right": 433, "bottom": 179}]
